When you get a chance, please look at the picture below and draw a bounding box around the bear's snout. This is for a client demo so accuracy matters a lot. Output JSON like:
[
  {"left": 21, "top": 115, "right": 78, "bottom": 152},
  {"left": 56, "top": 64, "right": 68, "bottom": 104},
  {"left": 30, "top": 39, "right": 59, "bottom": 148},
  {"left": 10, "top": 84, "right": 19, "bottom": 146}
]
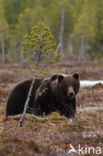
[
  {"left": 69, "top": 92, "right": 74, "bottom": 97},
  {"left": 67, "top": 86, "right": 75, "bottom": 98}
]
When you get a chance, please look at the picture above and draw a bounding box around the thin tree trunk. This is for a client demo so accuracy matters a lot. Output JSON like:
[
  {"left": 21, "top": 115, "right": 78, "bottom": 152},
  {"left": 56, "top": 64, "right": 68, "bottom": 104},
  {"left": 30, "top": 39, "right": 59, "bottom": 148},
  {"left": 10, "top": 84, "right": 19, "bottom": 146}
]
[
  {"left": 19, "top": 52, "right": 41, "bottom": 127},
  {"left": 1, "top": 35, "right": 5, "bottom": 64},
  {"left": 68, "top": 35, "right": 73, "bottom": 57},
  {"left": 19, "top": 72, "right": 37, "bottom": 127},
  {"left": 80, "top": 36, "right": 85, "bottom": 59},
  {"left": 59, "top": 0, "right": 64, "bottom": 55},
  {"left": 78, "top": 36, "right": 85, "bottom": 61},
  {"left": 55, "top": 42, "right": 61, "bottom": 54},
  {"left": 13, "top": 37, "right": 17, "bottom": 60},
  {"left": 20, "top": 49, "right": 24, "bottom": 63},
  {"left": 55, "top": 0, "right": 64, "bottom": 56}
]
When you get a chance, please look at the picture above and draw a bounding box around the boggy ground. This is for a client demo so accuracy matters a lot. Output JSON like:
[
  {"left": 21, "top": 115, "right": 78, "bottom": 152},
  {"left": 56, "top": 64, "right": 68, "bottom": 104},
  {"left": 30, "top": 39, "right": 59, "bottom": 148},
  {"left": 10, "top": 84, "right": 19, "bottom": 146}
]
[{"left": 0, "top": 60, "right": 103, "bottom": 156}]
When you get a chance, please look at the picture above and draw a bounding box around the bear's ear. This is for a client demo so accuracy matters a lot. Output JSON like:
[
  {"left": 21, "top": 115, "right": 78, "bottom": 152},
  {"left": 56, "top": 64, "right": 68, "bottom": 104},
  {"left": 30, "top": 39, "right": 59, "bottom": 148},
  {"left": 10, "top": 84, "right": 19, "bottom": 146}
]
[
  {"left": 58, "top": 75, "right": 64, "bottom": 82},
  {"left": 73, "top": 73, "right": 79, "bottom": 79},
  {"left": 51, "top": 74, "right": 58, "bottom": 81}
]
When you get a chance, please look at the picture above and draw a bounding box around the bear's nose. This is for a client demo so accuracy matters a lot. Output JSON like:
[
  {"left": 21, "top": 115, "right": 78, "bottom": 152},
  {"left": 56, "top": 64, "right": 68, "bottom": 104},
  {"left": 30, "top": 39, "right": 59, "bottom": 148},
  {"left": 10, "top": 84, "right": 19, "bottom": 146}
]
[{"left": 70, "top": 92, "right": 74, "bottom": 97}]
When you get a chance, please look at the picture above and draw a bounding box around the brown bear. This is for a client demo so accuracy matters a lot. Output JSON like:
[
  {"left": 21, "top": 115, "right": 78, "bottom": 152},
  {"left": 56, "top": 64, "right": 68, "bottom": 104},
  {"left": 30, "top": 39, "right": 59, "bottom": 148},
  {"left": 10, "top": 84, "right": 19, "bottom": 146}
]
[{"left": 6, "top": 73, "right": 80, "bottom": 118}]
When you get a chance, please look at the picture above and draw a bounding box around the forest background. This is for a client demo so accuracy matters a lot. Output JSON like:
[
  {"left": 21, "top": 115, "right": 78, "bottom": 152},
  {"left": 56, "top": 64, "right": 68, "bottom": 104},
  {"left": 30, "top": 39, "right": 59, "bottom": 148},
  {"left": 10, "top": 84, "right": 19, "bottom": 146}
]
[{"left": 0, "top": 0, "right": 103, "bottom": 63}]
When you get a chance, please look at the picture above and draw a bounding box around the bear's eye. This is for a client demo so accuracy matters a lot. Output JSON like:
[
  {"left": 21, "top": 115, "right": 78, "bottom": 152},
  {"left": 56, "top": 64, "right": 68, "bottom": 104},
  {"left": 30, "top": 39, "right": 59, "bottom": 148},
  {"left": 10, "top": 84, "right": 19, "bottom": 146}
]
[{"left": 58, "top": 75, "right": 64, "bottom": 82}]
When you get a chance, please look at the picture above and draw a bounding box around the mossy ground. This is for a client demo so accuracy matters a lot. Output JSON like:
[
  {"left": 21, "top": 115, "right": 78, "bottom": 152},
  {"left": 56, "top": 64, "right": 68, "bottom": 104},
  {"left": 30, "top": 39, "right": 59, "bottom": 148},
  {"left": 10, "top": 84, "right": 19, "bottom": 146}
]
[{"left": 0, "top": 61, "right": 103, "bottom": 156}]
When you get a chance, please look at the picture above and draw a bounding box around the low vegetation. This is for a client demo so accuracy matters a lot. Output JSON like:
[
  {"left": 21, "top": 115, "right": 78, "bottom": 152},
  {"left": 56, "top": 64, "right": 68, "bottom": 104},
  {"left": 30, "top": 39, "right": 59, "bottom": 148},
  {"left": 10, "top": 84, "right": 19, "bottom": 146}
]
[{"left": 0, "top": 61, "right": 103, "bottom": 156}]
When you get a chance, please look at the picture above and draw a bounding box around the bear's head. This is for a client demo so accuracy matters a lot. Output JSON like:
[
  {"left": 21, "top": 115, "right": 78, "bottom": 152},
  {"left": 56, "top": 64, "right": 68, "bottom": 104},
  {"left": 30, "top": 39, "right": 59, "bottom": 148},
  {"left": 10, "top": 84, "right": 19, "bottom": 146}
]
[{"left": 50, "top": 73, "right": 80, "bottom": 99}]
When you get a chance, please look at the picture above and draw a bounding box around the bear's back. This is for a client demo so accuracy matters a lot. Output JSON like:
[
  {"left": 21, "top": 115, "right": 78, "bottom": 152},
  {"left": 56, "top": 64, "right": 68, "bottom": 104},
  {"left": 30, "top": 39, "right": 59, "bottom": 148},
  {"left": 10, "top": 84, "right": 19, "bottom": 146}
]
[{"left": 6, "top": 78, "right": 43, "bottom": 116}]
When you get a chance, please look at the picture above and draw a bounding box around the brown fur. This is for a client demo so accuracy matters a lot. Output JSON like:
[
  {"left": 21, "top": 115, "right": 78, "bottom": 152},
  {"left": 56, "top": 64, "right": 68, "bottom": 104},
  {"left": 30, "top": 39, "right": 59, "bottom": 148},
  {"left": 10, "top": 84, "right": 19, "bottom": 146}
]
[
  {"left": 6, "top": 73, "right": 80, "bottom": 118},
  {"left": 6, "top": 78, "right": 43, "bottom": 116}
]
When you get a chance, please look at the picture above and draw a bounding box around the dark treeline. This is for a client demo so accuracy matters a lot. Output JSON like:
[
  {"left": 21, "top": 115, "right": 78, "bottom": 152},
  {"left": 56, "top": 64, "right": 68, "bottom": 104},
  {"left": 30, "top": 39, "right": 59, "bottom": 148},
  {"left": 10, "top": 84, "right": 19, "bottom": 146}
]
[{"left": 0, "top": 0, "right": 103, "bottom": 63}]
